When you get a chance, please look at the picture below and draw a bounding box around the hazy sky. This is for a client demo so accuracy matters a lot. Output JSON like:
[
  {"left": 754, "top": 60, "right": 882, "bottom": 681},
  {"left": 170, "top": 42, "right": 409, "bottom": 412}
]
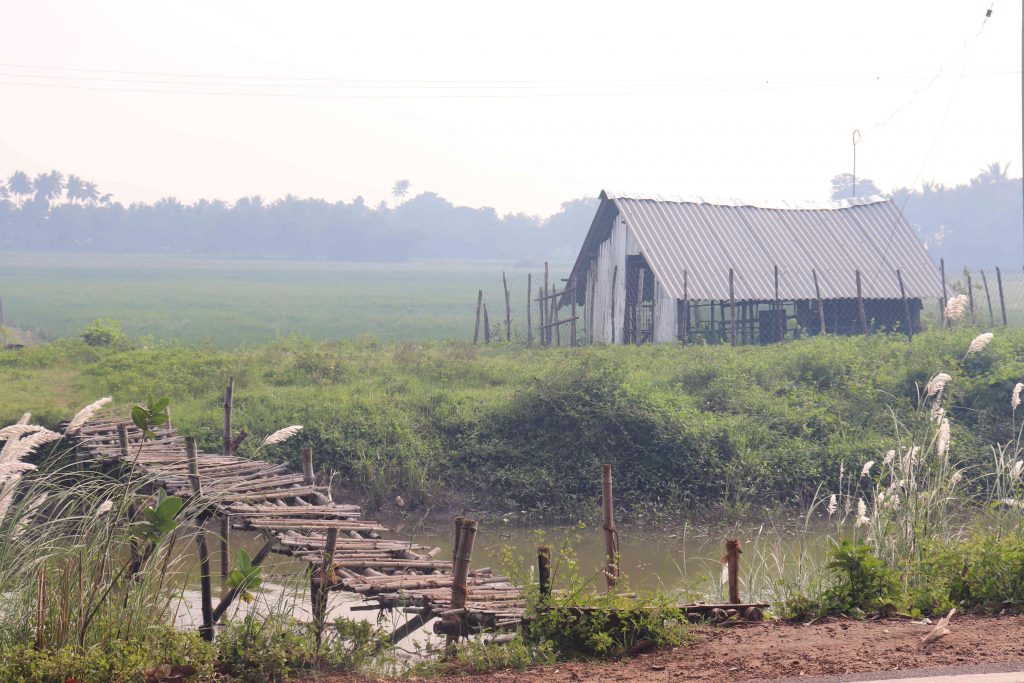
[{"left": 1, "top": 0, "right": 1021, "bottom": 215}]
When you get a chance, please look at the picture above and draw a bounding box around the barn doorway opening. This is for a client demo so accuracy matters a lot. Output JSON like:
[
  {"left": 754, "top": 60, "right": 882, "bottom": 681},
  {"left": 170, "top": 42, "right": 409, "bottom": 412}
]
[{"left": 624, "top": 254, "right": 654, "bottom": 344}]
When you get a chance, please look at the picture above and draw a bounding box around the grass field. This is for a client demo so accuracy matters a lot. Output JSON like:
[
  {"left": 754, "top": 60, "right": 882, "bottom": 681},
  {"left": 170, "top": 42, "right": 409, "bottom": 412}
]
[{"left": 0, "top": 253, "right": 560, "bottom": 347}]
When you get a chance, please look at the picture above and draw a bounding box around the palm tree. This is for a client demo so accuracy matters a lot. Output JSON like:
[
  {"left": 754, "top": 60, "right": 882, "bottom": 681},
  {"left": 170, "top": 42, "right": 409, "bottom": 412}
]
[
  {"left": 80, "top": 181, "right": 99, "bottom": 204},
  {"left": 6, "top": 171, "right": 31, "bottom": 207},
  {"left": 391, "top": 179, "right": 411, "bottom": 203},
  {"left": 65, "top": 174, "right": 85, "bottom": 204},
  {"left": 32, "top": 170, "right": 64, "bottom": 204}
]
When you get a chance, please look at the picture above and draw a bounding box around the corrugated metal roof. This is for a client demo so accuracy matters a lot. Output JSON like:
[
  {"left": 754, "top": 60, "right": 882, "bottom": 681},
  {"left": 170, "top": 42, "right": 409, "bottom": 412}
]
[{"left": 571, "top": 191, "right": 944, "bottom": 301}]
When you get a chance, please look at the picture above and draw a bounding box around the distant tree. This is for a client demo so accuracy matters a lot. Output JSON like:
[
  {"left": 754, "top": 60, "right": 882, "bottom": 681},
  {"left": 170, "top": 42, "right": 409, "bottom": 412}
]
[
  {"left": 80, "top": 181, "right": 99, "bottom": 204},
  {"left": 65, "top": 174, "right": 86, "bottom": 204},
  {"left": 391, "top": 179, "right": 411, "bottom": 202},
  {"left": 972, "top": 161, "right": 1009, "bottom": 186},
  {"left": 32, "top": 170, "right": 64, "bottom": 204},
  {"left": 830, "top": 173, "right": 882, "bottom": 200},
  {"left": 6, "top": 171, "right": 31, "bottom": 207}
]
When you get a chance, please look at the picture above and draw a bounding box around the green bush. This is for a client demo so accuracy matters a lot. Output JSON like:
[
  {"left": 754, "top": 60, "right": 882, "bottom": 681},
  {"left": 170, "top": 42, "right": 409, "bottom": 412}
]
[{"left": 80, "top": 319, "right": 125, "bottom": 348}]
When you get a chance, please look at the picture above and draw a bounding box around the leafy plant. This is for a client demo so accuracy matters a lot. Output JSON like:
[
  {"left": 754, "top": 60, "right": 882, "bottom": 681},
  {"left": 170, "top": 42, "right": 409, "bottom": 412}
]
[
  {"left": 132, "top": 488, "right": 182, "bottom": 545},
  {"left": 130, "top": 394, "right": 169, "bottom": 439},
  {"left": 822, "top": 541, "right": 899, "bottom": 616},
  {"left": 226, "top": 549, "right": 263, "bottom": 604},
  {"left": 80, "top": 319, "right": 125, "bottom": 348}
]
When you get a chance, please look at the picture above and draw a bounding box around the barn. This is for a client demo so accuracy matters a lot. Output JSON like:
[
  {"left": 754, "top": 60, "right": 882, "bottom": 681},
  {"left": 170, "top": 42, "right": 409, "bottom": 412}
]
[{"left": 564, "top": 191, "right": 945, "bottom": 345}]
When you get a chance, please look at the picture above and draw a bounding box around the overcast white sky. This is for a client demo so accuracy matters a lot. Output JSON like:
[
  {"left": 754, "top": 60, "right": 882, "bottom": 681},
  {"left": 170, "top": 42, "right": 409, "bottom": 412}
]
[{"left": 0, "top": 0, "right": 1020, "bottom": 215}]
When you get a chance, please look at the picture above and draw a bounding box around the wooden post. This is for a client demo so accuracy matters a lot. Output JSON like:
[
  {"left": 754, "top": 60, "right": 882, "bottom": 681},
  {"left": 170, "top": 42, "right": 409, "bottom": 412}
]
[
  {"left": 537, "top": 546, "right": 551, "bottom": 602},
  {"left": 589, "top": 272, "right": 597, "bottom": 345},
  {"left": 966, "top": 270, "right": 976, "bottom": 324},
  {"left": 729, "top": 268, "right": 736, "bottom": 346},
  {"left": 474, "top": 290, "right": 482, "bottom": 344},
  {"left": 981, "top": 269, "right": 995, "bottom": 325},
  {"left": 611, "top": 265, "right": 618, "bottom": 344},
  {"left": 186, "top": 437, "right": 213, "bottom": 642},
  {"left": 502, "top": 271, "right": 511, "bottom": 342},
  {"left": 445, "top": 518, "right": 478, "bottom": 641},
  {"left": 897, "top": 269, "right": 913, "bottom": 339},
  {"left": 220, "top": 514, "right": 231, "bottom": 592},
  {"left": 301, "top": 447, "right": 314, "bottom": 486},
  {"left": 312, "top": 527, "right": 340, "bottom": 645},
  {"left": 996, "top": 267, "right": 1008, "bottom": 326},
  {"left": 725, "top": 539, "right": 741, "bottom": 604},
  {"left": 223, "top": 377, "right": 234, "bottom": 456},
  {"left": 680, "top": 269, "right": 689, "bottom": 344},
  {"left": 543, "top": 262, "right": 550, "bottom": 345},
  {"left": 855, "top": 270, "right": 868, "bottom": 335},
  {"left": 551, "top": 288, "right": 560, "bottom": 347},
  {"left": 117, "top": 424, "right": 130, "bottom": 459},
  {"left": 483, "top": 304, "right": 490, "bottom": 344},
  {"left": 601, "top": 464, "right": 619, "bottom": 590},
  {"left": 940, "top": 258, "right": 949, "bottom": 328},
  {"left": 451, "top": 516, "right": 465, "bottom": 566},
  {"left": 526, "top": 274, "right": 533, "bottom": 347},
  {"left": 570, "top": 278, "right": 577, "bottom": 347},
  {"left": 812, "top": 269, "right": 825, "bottom": 334}
]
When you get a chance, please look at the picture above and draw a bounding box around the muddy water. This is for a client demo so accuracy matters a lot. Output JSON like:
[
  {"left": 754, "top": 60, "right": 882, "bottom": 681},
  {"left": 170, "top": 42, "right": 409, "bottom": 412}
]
[{"left": 174, "top": 516, "right": 831, "bottom": 638}]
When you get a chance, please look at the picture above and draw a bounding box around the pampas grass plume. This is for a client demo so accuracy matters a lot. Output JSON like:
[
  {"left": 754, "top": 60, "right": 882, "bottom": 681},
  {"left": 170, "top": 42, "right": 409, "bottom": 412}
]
[
  {"left": 260, "top": 425, "right": 303, "bottom": 448},
  {"left": 966, "top": 332, "right": 993, "bottom": 355},
  {"left": 944, "top": 295, "right": 968, "bottom": 322},
  {"left": 861, "top": 460, "right": 875, "bottom": 478},
  {"left": 1013, "top": 383, "right": 1023, "bottom": 411},
  {"left": 926, "top": 373, "right": 952, "bottom": 399},
  {"left": 65, "top": 397, "right": 112, "bottom": 434}
]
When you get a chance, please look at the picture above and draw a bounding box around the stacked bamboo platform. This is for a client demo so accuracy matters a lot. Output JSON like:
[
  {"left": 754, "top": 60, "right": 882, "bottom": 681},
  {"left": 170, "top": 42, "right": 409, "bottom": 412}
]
[{"left": 70, "top": 414, "right": 525, "bottom": 640}]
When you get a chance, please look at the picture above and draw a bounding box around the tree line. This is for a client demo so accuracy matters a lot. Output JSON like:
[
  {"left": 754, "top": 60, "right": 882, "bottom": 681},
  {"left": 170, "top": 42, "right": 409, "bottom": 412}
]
[{"left": 1, "top": 166, "right": 1019, "bottom": 267}]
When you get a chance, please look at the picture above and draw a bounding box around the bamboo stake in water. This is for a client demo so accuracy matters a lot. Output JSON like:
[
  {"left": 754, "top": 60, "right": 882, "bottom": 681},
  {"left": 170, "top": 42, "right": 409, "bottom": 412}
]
[
  {"left": 601, "top": 464, "right": 619, "bottom": 590},
  {"left": 725, "top": 539, "right": 741, "bottom": 604},
  {"left": 186, "top": 436, "right": 214, "bottom": 641}
]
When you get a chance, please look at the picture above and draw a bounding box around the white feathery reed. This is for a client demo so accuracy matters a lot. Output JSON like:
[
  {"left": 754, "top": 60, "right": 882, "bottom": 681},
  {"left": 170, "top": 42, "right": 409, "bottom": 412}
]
[
  {"left": 0, "top": 461, "right": 37, "bottom": 478},
  {"left": 943, "top": 294, "right": 968, "bottom": 322},
  {"left": 925, "top": 373, "right": 952, "bottom": 399},
  {"left": 2, "top": 429, "right": 61, "bottom": 461},
  {"left": 861, "top": 460, "right": 875, "bottom": 478},
  {"left": 1000, "top": 498, "right": 1024, "bottom": 510},
  {"left": 936, "top": 419, "right": 950, "bottom": 459},
  {"left": 260, "top": 425, "right": 303, "bottom": 448},
  {"left": 1012, "top": 460, "right": 1024, "bottom": 480},
  {"left": 1013, "top": 383, "right": 1023, "bottom": 412},
  {"left": 65, "top": 397, "right": 112, "bottom": 435},
  {"left": 949, "top": 470, "right": 962, "bottom": 488},
  {"left": 883, "top": 449, "right": 896, "bottom": 465},
  {"left": 930, "top": 404, "right": 945, "bottom": 425},
  {"left": 95, "top": 499, "right": 114, "bottom": 517},
  {"left": 827, "top": 494, "right": 837, "bottom": 515},
  {"left": 0, "top": 424, "right": 45, "bottom": 443},
  {"left": 966, "top": 332, "right": 993, "bottom": 356},
  {"left": 855, "top": 498, "right": 870, "bottom": 527}
]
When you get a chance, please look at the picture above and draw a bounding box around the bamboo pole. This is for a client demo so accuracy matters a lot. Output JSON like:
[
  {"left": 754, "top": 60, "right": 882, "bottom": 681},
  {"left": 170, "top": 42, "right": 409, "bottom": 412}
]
[
  {"left": 725, "top": 539, "right": 741, "bottom": 604},
  {"left": 474, "top": 290, "right": 482, "bottom": 344},
  {"left": 996, "top": 267, "right": 1008, "bottom": 326},
  {"left": 186, "top": 437, "right": 214, "bottom": 641},
  {"left": 543, "top": 262, "right": 550, "bottom": 345},
  {"left": 313, "top": 527, "right": 340, "bottom": 646},
  {"left": 812, "top": 269, "right": 825, "bottom": 334},
  {"left": 537, "top": 287, "right": 545, "bottom": 346},
  {"left": 537, "top": 546, "right": 551, "bottom": 602},
  {"left": 223, "top": 377, "right": 234, "bottom": 456},
  {"left": 551, "top": 287, "right": 560, "bottom": 347},
  {"left": 940, "top": 258, "right": 949, "bottom": 329},
  {"left": 526, "top": 274, "right": 533, "bottom": 347},
  {"left": 442, "top": 518, "right": 478, "bottom": 641},
  {"left": 981, "top": 269, "right": 995, "bottom": 325},
  {"left": 220, "top": 514, "right": 231, "bottom": 591},
  {"left": 301, "top": 447, "right": 314, "bottom": 486},
  {"left": 611, "top": 265, "right": 618, "bottom": 344},
  {"left": 502, "top": 272, "right": 511, "bottom": 342},
  {"left": 483, "top": 305, "right": 490, "bottom": 344},
  {"left": 966, "top": 270, "right": 976, "bottom": 324},
  {"left": 570, "top": 278, "right": 577, "bottom": 347},
  {"left": 680, "top": 269, "right": 689, "bottom": 344},
  {"left": 729, "top": 268, "right": 736, "bottom": 346},
  {"left": 601, "top": 464, "right": 619, "bottom": 590},
  {"left": 855, "top": 270, "right": 868, "bottom": 335},
  {"left": 897, "top": 269, "right": 913, "bottom": 339},
  {"left": 117, "top": 424, "right": 130, "bottom": 459}
]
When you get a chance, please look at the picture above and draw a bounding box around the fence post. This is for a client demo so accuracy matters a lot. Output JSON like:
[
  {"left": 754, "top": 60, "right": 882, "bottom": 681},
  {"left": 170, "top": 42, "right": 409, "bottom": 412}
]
[
  {"left": 725, "top": 539, "right": 742, "bottom": 604},
  {"left": 729, "top": 268, "right": 736, "bottom": 346},
  {"left": 773, "top": 264, "right": 781, "bottom": 341},
  {"left": 680, "top": 269, "right": 689, "bottom": 344},
  {"left": 855, "top": 270, "right": 868, "bottom": 335},
  {"left": 570, "top": 277, "right": 577, "bottom": 347},
  {"left": 543, "top": 262, "right": 550, "bottom": 346},
  {"left": 601, "top": 464, "right": 619, "bottom": 590},
  {"left": 611, "top": 266, "right": 618, "bottom": 344},
  {"left": 443, "top": 518, "right": 478, "bottom": 643},
  {"left": 474, "top": 290, "right": 482, "bottom": 344},
  {"left": 940, "top": 258, "right": 949, "bottom": 329},
  {"left": 897, "top": 269, "right": 913, "bottom": 339},
  {"left": 537, "top": 546, "right": 552, "bottom": 602},
  {"left": 483, "top": 305, "right": 490, "bottom": 344},
  {"left": 502, "top": 272, "right": 511, "bottom": 342},
  {"left": 812, "top": 269, "right": 826, "bottom": 335},
  {"left": 526, "top": 274, "right": 533, "bottom": 347},
  {"left": 186, "top": 437, "right": 214, "bottom": 642},
  {"left": 313, "top": 527, "right": 339, "bottom": 647},
  {"left": 965, "top": 270, "right": 976, "bottom": 324},
  {"left": 223, "top": 377, "right": 234, "bottom": 456},
  {"left": 996, "top": 267, "right": 1008, "bottom": 326},
  {"left": 117, "top": 424, "right": 130, "bottom": 459}
]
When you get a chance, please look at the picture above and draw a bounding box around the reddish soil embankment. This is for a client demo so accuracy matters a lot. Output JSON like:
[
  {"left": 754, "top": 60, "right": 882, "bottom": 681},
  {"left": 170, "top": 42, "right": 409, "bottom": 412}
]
[{"left": 306, "top": 614, "right": 1024, "bottom": 682}]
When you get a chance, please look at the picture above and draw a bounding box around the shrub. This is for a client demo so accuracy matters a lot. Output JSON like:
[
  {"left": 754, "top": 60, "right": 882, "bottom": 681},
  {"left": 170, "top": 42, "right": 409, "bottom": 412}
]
[{"left": 80, "top": 319, "right": 125, "bottom": 347}]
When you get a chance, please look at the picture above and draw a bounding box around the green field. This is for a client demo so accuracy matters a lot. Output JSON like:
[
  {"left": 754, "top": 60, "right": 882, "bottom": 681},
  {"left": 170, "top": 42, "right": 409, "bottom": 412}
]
[{"left": 0, "top": 253, "right": 560, "bottom": 346}]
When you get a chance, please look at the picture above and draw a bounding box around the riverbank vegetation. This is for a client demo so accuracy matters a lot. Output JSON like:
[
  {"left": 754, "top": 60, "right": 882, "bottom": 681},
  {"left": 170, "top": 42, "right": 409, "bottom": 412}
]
[{"left": 2, "top": 326, "right": 1022, "bottom": 518}]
